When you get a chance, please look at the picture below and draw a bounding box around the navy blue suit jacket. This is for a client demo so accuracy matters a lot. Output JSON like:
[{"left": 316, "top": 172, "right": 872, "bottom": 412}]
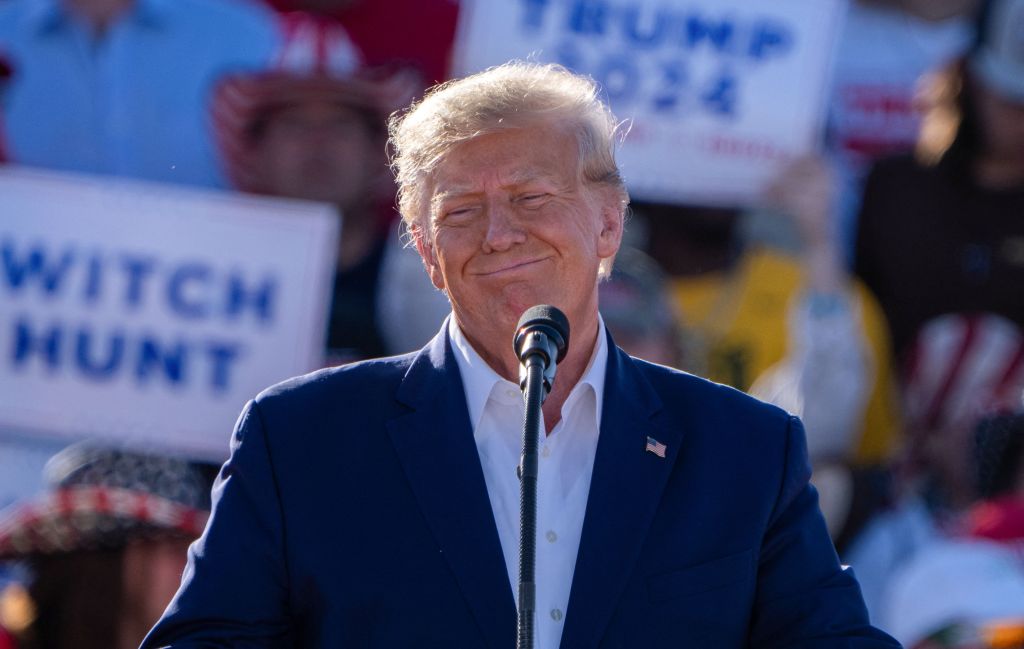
[{"left": 142, "top": 327, "right": 898, "bottom": 648}]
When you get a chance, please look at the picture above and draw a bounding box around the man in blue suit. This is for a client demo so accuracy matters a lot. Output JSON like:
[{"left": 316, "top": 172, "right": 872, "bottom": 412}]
[{"left": 142, "top": 62, "right": 898, "bottom": 648}]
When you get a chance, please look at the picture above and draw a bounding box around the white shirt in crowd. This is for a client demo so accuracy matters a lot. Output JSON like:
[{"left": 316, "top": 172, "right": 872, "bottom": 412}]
[{"left": 449, "top": 316, "right": 608, "bottom": 649}]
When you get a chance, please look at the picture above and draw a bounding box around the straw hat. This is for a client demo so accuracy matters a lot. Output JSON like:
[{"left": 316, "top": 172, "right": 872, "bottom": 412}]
[
  {"left": 0, "top": 446, "right": 211, "bottom": 559},
  {"left": 211, "top": 12, "right": 420, "bottom": 193}
]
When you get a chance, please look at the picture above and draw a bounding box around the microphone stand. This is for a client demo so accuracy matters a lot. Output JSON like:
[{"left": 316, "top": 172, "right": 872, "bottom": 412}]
[
  {"left": 516, "top": 350, "right": 547, "bottom": 649},
  {"left": 514, "top": 305, "right": 568, "bottom": 649}
]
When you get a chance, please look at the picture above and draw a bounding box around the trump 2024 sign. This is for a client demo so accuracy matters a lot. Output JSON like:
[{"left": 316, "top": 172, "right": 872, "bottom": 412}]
[
  {"left": 0, "top": 168, "right": 338, "bottom": 460},
  {"left": 453, "top": 0, "right": 846, "bottom": 207}
]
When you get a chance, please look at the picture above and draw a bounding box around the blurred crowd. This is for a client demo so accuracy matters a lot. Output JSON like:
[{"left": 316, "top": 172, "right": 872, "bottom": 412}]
[{"left": 0, "top": 0, "right": 1023, "bottom": 647}]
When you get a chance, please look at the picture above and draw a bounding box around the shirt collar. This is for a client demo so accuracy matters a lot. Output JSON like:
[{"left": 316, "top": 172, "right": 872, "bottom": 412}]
[
  {"left": 449, "top": 314, "right": 608, "bottom": 434},
  {"left": 26, "top": 0, "right": 169, "bottom": 35}
]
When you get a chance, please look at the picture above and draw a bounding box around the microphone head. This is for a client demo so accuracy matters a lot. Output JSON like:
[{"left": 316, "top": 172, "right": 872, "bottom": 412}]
[{"left": 514, "top": 305, "right": 570, "bottom": 364}]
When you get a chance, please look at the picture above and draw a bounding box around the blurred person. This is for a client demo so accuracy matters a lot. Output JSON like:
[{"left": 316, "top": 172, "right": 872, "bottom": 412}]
[
  {"left": 746, "top": 157, "right": 903, "bottom": 544},
  {"left": 142, "top": 61, "right": 897, "bottom": 648},
  {"left": 966, "top": 411, "right": 1024, "bottom": 543},
  {"left": 0, "top": 0, "right": 278, "bottom": 187},
  {"left": 848, "top": 0, "right": 1024, "bottom": 589},
  {"left": 873, "top": 413, "right": 1024, "bottom": 648},
  {"left": 644, "top": 155, "right": 901, "bottom": 469},
  {"left": 749, "top": 156, "right": 876, "bottom": 464},
  {"left": 253, "top": 0, "right": 462, "bottom": 358},
  {"left": 854, "top": 0, "right": 1024, "bottom": 365},
  {"left": 639, "top": 157, "right": 903, "bottom": 550},
  {"left": 881, "top": 539, "right": 1024, "bottom": 648},
  {"left": 0, "top": 446, "right": 212, "bottom": 649},
  {"left": 597, "top": 246, "right": 682, "bottom": 367},
  {"left": 845, "top": 313, "right": 1024, "bottom": 621},
  {"left": 901, "top": 315, "right": 1024, "bottom": 510},
  {"left": 212, "top": 13, "right": 421, "bottom": 361},
  {"left": 828, "top": 0, "right": 979, "bottom": 249}
]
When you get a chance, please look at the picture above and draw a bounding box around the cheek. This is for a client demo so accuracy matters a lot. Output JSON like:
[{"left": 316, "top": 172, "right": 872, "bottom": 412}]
[
  {"left": 425, "top": 235, "right": 462, "bottom": 287},
  {"left": 434, "top": 226, "right": 483, "bottom": 262},
  {"left": 426, "top": 254, "right": 446, "bottom": 290}
]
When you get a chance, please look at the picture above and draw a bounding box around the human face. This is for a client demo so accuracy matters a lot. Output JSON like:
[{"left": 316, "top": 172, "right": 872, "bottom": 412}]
[
  {"left": 415, "top": 123, "right": 623, "bottom": 366},
  {"left": 254, "top": 101, "right": 382, "bottom": 211}
]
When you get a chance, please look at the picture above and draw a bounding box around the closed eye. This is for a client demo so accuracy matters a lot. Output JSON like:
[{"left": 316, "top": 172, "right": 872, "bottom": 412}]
[
  {"left": 518, "top": 193, "right": 549, "bottom": 207},
  {"left": 440, "top": 205, "right": 480, "bottom": 223}
]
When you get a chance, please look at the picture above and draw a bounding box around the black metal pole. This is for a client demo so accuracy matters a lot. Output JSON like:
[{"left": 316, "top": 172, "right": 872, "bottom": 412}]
[{"left": 516, "top": 354, "right": 546, "bottom": 649}]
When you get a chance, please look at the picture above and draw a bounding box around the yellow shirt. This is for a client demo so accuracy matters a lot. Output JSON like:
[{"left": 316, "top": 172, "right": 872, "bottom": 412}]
[{"left": 671, "top": 247, "right": 900, "bottom": 464}]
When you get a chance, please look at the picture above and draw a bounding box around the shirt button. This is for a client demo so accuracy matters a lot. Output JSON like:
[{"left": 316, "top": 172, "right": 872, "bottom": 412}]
[
  {"left": 541, "top": 446, "right": 551, "bottom": 458},
  {"left": 550, "top": 608, "right": 563, "bottom": 622},
  {"left": 506, "top": 388, "right": 518, "bottom": 399},
  {"left": 545, "top": 530, "right": 557, "bottom": 543}
]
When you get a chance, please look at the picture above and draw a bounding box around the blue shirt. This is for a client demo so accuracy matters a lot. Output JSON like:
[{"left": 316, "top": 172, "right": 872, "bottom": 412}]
[{"left": 0, "top": 0, "right": 279, "bottom": 188}]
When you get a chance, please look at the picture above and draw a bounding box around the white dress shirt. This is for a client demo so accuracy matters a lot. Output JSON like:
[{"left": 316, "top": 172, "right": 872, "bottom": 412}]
[{"left": 449, "top": 317, "right": 608, "bottom": 649}]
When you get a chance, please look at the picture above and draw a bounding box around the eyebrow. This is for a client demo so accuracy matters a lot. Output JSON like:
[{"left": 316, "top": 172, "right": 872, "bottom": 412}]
[
  {"left": 429, "top": 190, "right": 476, "bottom": 216},
  {"left": 430, "top": 170, "right": 561, "bottom": 210}
]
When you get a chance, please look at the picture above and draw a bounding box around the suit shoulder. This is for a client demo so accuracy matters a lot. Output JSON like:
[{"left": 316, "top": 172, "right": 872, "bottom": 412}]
[
  {"left": 632, "top": 357, "right": 792, "bottom": 429},
  {"left": 630, "top": 358, "right": 807, "bottom": 504},
  {"left": 253, "top": 352, "right": 418, "bottom": 412}
]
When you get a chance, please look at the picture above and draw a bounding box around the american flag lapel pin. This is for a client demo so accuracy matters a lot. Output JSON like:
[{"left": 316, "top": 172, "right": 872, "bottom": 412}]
[{"left": 645, "top": 436, "right": 667, "bottom": 458}]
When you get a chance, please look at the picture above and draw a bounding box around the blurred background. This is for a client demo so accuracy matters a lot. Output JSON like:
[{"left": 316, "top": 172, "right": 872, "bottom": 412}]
[{"left": 0, "top": 0, "right": 1023, "bottom": 647}]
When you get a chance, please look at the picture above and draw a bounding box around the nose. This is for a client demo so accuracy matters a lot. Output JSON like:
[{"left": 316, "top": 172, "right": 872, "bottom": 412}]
[{"left": 482, "top": 199, "right": 526, "bottom": 253}]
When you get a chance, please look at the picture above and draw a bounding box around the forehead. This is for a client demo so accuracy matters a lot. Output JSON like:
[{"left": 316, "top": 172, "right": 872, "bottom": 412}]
[{"left": 428, "top": 123, "right": 581, "bottom": 197}]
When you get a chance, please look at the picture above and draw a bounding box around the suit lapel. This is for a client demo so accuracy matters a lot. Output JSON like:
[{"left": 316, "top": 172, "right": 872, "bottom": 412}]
[
  {"left": 386, "top": 327, "right": 516, "bottom": 649},
  {"left": 560, "top": 341, "right": 685, "bottom": 649}
]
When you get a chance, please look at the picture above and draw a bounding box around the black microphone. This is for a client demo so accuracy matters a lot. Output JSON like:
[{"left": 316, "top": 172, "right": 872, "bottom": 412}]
[
  {"left": 512, "top": 305, "right": 570, "bottom": 649},
  {"left": 513, "top": 305, "right": 570, "bottom": 397}
]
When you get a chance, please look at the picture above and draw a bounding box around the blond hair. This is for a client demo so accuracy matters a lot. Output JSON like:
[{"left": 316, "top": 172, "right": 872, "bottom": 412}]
[{"left": 388, "top": 61, "right": 629, "bottom": 274}]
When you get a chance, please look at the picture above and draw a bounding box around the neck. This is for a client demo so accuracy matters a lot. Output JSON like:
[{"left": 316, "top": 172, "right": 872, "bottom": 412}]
[{"left": 460, "top": 310, "right": 601, "bottom": 433}]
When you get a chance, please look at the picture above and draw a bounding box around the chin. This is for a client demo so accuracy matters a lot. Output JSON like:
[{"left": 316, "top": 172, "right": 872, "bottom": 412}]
[{"left": 498, "top": 289, "right": 561, "bottom": 321}]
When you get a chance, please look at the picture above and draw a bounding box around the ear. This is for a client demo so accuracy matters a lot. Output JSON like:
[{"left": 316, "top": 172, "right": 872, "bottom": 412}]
[
  {"left": 596, "top": 193, "right": 624, "bottom": 261},
  {"left": 412, "top": 223, "right": 446, "bottom": 291}
]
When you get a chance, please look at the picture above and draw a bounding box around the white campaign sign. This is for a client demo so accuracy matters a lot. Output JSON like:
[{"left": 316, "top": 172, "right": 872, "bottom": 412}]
[
  {"left": 0, "top": 168, "right": 339, "bottom": 460},
  {"left": 453, "top": 0, "right": 846, "bottom": 206}
]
